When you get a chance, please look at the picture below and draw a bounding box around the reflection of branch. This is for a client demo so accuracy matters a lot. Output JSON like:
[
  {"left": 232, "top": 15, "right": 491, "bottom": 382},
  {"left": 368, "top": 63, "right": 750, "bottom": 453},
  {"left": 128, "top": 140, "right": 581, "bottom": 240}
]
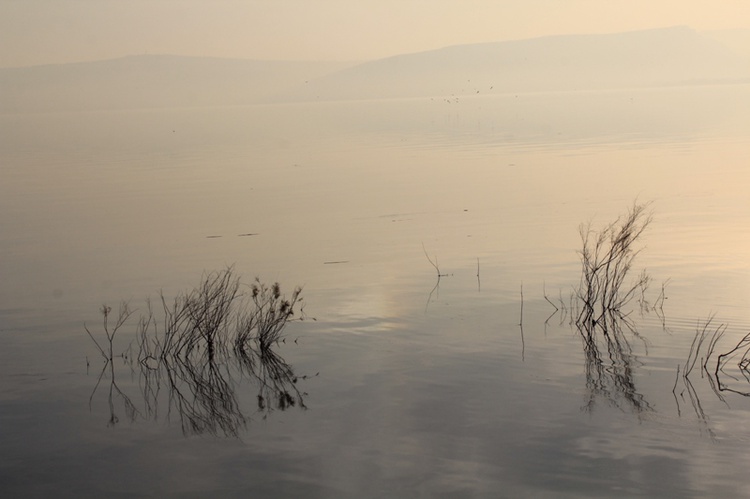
[
  {"left": 681, "top": 374, "right": 716, "bottom": 440},
  {"left": 424, "top": 276, "right": 441, "bottom": 312},
  {"left": 88, "top": 358, "right": 140, "bottom": 427},
  {"left": 163, "top": 352, "right": 245, "bottom": 437},
  {"left": 576, "top": 310, "right": 651, "bottom": 415},
  {"left": 235, "top": 346, "right": 309, "bottom": 416},
  {"left": 93, "top": 323, "right": 310, "bottom": 437},
  {"left": 673, "top": 365, "right": 717, "bottom": 440}
]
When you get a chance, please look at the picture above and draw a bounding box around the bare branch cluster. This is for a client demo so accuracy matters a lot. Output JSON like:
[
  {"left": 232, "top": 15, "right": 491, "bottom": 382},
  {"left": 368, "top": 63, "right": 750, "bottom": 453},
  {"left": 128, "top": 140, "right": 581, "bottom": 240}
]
[
  {"left": 576, "top": 202, "right": 653, "bottom": 326},
  {"left": 85, "top": 267, "right": 309, "bottom": 435},
  {"left": 136, "top": 267, "right": 303, "bottom": 365}
]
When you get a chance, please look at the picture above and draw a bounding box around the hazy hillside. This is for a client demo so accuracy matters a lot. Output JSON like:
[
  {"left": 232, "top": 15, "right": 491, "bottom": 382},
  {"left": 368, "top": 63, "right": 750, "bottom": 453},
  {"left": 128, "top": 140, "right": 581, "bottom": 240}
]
[
  {"left": 0, "top": 56, "right": 352, "bottom": 112},
  {"left": 703, "top": 28, "right": 750, "bottom": 60},
  {"left": 3, "top": 26, "right": 749, "bottom": 112},
  {"left": 276, "top": 26, "right": 750, "bottom": 102}
]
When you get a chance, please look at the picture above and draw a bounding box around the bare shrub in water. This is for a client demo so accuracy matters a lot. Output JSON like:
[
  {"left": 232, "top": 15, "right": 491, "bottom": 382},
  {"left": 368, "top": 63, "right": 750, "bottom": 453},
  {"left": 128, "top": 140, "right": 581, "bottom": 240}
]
[
  {"left": 576, "top": 202, "right": 653, "bottom": 326},
  {"left": 132, "top": 267, "right": 303, "bottom": 363},
  {"left": 86, "top": 267, "right": 307, "bottom": 435},
  {"left": 85, "top": 302, "right": 139, "bottom": 426},
  {"left": 570, "top": 202, "right": 655, "bottom": 415},
  {"left": 85, "top": 302, "right": 134, "bottom": 362},
  {"left": 234, "top": 278, "right": 303, "bottom": 354},
  {"left": 154, "top": 268, "right": 242, "bottom": 362}
]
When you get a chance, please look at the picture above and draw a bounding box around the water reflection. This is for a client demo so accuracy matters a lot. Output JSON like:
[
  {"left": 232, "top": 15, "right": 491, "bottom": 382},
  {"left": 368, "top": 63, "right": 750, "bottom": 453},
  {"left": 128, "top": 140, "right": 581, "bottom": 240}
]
[
  {"left": 90, "top": 355, "right": 140, "bottom": 428},
  {"left": 575, "top": 311, "right": 651, "bottom": 414},
  {"left": 141, "top": 349, "right": 247, "bottom": 437},
  {"left": 672, "top": 365, "right": 717, "bottom": 440},
  {"left": 87, "top": 269, "right": 313, "bottom": 436}
]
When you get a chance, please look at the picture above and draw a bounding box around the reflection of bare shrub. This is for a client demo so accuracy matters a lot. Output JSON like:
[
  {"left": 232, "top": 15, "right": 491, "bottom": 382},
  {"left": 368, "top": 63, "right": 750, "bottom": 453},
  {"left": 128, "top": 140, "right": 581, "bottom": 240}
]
[
  {"left": 576, "top": 202, "right": 652, "bottom": 326},
  {"left": 158, "top": 352, "right": 246, "bottom": 437},
  {"left": 577, "top": 309, "right": 651, "bottom": 414},
  {"left": 235, "top": 347, "right": 308, "bottom": 416}
]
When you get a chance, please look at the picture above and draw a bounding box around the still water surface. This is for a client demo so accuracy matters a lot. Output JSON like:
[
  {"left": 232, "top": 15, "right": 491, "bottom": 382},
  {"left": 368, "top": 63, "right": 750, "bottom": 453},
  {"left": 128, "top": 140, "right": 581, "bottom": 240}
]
[{"left": 1, "top": 85, "right": 750, "bottom": 497}]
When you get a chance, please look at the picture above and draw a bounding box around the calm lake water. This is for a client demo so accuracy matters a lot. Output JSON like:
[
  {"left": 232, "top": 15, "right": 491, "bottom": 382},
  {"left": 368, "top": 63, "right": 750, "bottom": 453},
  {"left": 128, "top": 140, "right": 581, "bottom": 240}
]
[{"left": 1, "top": 85, "right": 750, "bottom": 497}]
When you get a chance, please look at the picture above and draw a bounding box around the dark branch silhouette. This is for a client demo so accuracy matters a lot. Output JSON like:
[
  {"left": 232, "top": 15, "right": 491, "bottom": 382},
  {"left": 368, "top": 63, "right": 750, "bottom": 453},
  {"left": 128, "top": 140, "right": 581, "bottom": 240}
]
[{"left": 86, "top": 268, "right": 313, "bottom": 436}]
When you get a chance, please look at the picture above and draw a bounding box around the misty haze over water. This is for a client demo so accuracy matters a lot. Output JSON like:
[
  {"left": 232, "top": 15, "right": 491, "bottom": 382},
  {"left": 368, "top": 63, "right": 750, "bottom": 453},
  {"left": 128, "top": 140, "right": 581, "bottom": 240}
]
[{"left": 1, "top": 25, "right": 750, "bottom": 498}]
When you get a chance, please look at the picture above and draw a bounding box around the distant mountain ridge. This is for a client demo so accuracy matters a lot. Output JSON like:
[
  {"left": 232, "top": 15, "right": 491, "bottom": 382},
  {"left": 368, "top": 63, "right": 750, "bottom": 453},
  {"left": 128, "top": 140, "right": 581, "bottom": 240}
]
[
  {"left": 1, "top": 26, "right": 748, "bottom": 112},
  {"left": 0, "top": 56, "right": 353, "bottom": 112},
  {"left": 275, "top": 26, "right": 750, "bottom": 102},
  {"left": 703, "top": 28, "right": 750, "bottom": 59}
]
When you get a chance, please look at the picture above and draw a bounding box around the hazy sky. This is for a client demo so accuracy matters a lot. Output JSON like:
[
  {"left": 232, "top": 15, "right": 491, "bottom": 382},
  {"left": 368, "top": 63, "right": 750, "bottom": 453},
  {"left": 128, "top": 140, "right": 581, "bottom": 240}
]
[{"left": 1, "top": 0, "right": 749, "bottom": 67}]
